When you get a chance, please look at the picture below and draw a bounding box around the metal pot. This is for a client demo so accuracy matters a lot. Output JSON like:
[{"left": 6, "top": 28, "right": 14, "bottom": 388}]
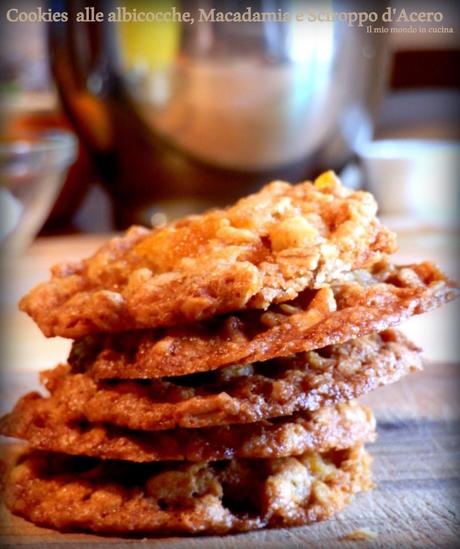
[{"left": 49, "top": 0, "right": 388, "bottom": 227}]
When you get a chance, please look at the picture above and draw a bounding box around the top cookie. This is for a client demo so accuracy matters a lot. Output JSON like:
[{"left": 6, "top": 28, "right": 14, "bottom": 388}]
[{"left": 20, "top": 172, "right": 395, "bottom": 338}]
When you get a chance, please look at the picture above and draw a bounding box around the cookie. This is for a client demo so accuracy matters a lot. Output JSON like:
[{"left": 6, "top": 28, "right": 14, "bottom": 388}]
[
  {"left": 0, "top": 401, "right": 375, "bottom": 462},
  {"left": 20, "top": 172, "right": 395, "bottom": 338},
  {"left": 4, "top": 445, "right": 372, "bottom": 534},
  {"left": 70, "top": 261, "right": 456, "bottom": 379},
  {"left": 3, "top": 331, "right": 421, "bottom": 431}
]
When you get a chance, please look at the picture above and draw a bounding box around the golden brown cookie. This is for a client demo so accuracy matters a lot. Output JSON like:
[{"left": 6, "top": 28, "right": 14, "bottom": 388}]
[
  {"left": 20, "top": 172, "right": 395, "bottom": 338},
  {"left": 0, "top": 401, "right": 375, "bottom": 462},
  {"left": 4, "top": 445, "right": 372, "bottom": 534},
  {"left": 70, "top": 261, "right": 456, "bottom": 380},
  {"left": 2, "top": 331, "right": 422, "bottom": 432}
]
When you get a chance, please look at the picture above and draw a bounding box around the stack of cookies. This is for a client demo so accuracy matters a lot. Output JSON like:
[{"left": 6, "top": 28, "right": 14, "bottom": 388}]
[{"left": 1, "top": 171, "right": 457, "bottom": 536}]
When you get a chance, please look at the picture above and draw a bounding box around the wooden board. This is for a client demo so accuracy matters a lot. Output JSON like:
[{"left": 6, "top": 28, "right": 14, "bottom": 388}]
[{"left": 1, "top": 362, "right": 459, "bottom": 548}]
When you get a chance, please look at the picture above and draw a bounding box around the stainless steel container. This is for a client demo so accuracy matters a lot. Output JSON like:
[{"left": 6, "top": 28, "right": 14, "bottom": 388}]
[{"left": 49, "top": 0, "right": 388, "bottom": 226}]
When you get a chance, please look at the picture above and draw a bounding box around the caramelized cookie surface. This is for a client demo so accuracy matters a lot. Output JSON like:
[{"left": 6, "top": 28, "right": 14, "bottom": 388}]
[{"left": 20, "top": 172, "right": 395, "bottom": 338}]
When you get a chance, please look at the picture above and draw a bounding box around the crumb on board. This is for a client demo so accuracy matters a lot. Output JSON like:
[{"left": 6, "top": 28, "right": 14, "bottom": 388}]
[{"left": 342, "top": 528, "right": 378, "bottom": 541}]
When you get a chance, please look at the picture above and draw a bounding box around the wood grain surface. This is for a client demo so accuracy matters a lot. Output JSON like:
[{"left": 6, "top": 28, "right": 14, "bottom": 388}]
[{"left": 1, "top": 362, "right": 459, "bottom": 548}]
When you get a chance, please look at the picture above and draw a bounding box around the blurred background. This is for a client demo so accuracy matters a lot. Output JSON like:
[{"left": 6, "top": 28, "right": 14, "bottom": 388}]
[
  {"left": 0, "top": 0, "right": 459, "bottom": 376},
  {"left": 1, "top": 0, "right": 459, "bottom": 236}
]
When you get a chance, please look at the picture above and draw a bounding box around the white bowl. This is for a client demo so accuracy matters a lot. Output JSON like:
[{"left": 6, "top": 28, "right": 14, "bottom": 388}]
[{"left": 356, "top": 139, "right": 460, "bottom": 222}]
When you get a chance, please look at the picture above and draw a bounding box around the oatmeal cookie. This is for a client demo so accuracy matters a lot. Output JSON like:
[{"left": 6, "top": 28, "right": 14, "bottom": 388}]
[
  {"left": 20, "top": 172, "right": 395, "bottom": 338},
  {"left": 4, "top": 445, "right": 372, "bottom": 534},
  {"left": 2, "top": 331, "right": 421, "bottom": 431},
  {"left": 69, "top": 261, "right": 455, "bottom": 379},
  {"left": 0, "top": 401, "right": 375, "bottom": 462}
]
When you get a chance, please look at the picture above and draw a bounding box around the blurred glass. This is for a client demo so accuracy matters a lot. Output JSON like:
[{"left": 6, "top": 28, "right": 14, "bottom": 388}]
[
  {"left": 0, "top": 130, "right": 77, "bottom": 253},
  {"left": 0, "top": 0, "right": 57, "bottom": 131}
]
